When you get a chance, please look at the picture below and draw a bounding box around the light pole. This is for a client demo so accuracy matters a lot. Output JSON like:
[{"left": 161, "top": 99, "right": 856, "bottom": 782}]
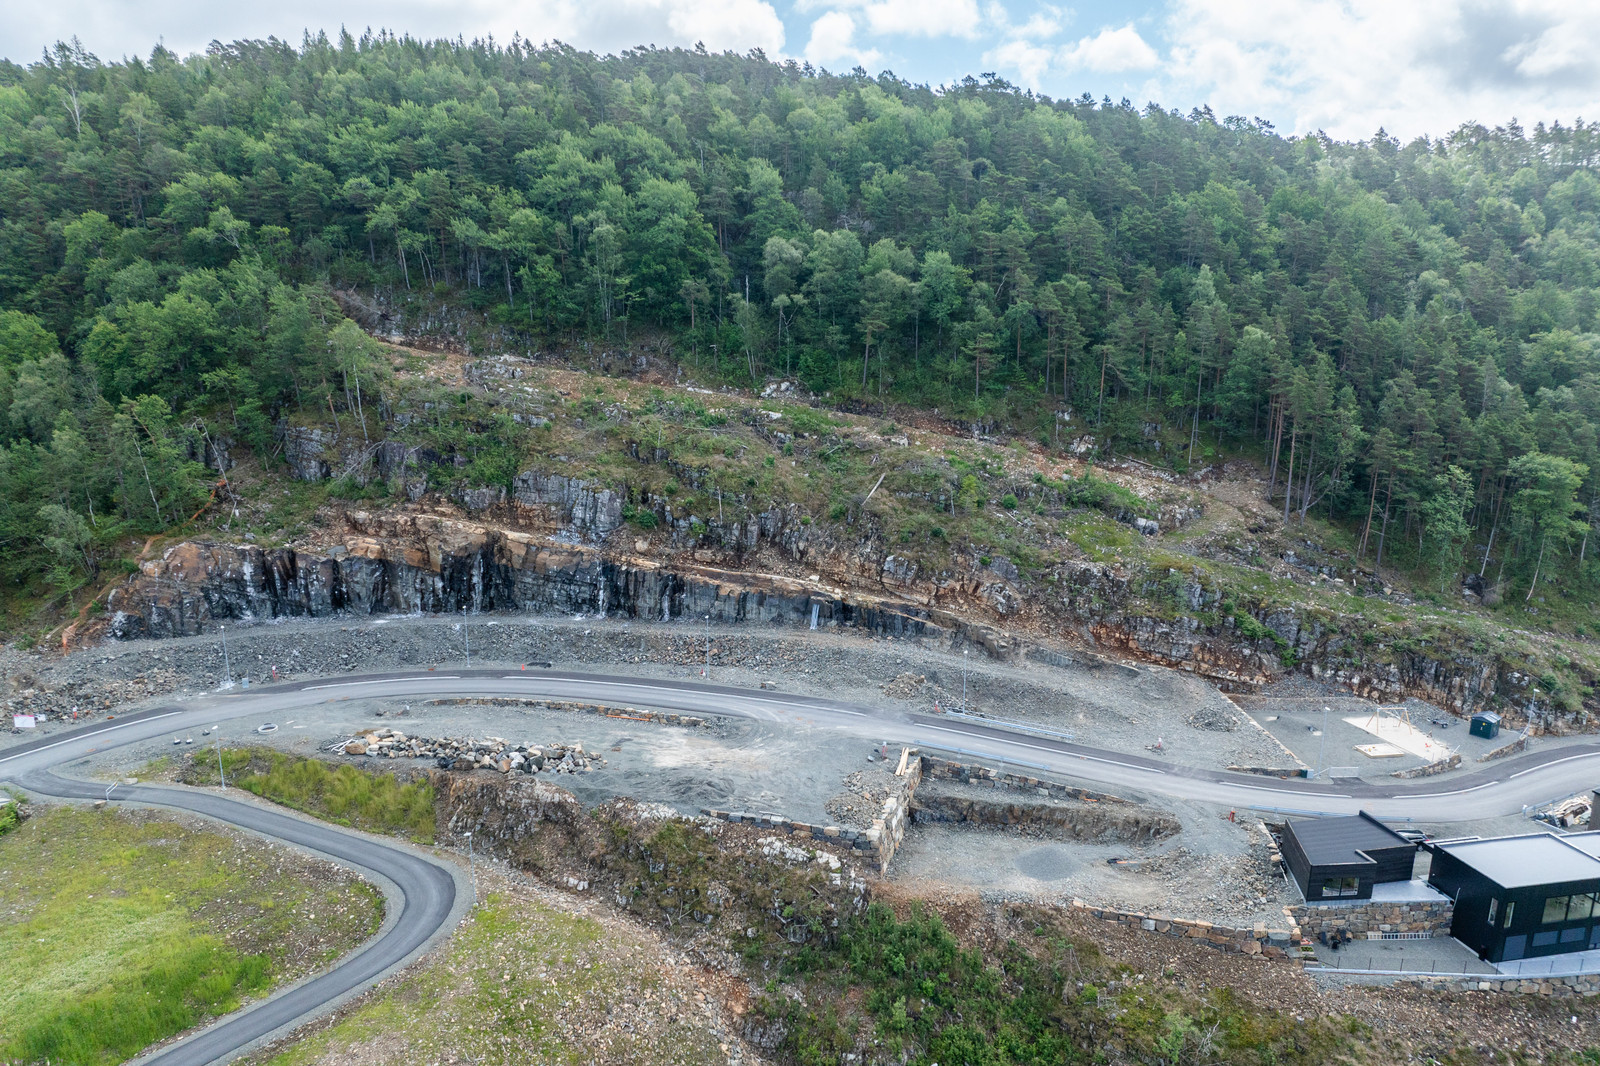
[
  {"left": 462, "top": 608, "right": 470, "bottom": 667},
  {"left": 1316, "top": 705, "right": 1329, "bottom": 778},
  {"left": 703, "top": 615, "right": 711, "bottom": 679},
  {"left": 220, "top": 624, "right": 232, "bottom": 688},
  {"left": 217, "top": 730, "right": 226, "bottom": 790},
  {"left": 464, "top": 831, "right": 476, "bottom": 899},
  {"left": 962, "top": 648, "right": 969, "bottom": 714}
]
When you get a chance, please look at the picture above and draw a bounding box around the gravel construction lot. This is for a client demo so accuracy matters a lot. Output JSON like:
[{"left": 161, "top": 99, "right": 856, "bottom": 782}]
[{"left": 893, "top": 796, "right": 1301, "bottom": 929}]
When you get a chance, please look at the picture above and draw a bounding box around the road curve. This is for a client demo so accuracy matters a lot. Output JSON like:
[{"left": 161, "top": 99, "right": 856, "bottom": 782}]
[
  {"left": 6, "top": 665, "right": 1600, "bottom": 1064},
  {"left": 4, "top": 734, "right": 460, "bottom": 1066}
]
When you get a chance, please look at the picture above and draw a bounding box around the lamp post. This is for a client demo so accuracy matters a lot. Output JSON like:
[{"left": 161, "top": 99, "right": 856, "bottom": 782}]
[
  {"left": 1317, "top": 705, "right": 1329, "bottom": 779},
  {"left": 962, "top": 648, "right": 969, "bottom": 714},
  {"left": 464, "top": 831, "right": 475, "bottom": 899},
  {"left": 220, "top": 624, "right": 232, "bottom": 688},
  {"left": 462, "top": 608, "right": 470, "bottom": 667},
  {"left": 703, "top": 615, "right": 711, "bottom": 679},
  {"left": 217, "top": 731, "right": 226, "bottom": 790}
]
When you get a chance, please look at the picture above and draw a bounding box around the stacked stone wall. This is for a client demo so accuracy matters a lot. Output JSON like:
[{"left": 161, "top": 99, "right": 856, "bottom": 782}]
[
  {"left": 1070, "top": 900, "right": 1301, "bottom": 959},
  {"left": 1287, "top": 897, "right": 1453, "bottom": 939}
]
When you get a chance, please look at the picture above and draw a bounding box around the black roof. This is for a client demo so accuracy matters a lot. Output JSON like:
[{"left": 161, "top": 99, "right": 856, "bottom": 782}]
[
  {"left": 1471, "top": 711, "right": 1501, "bottom": 723},
  {"left": 1286, "top": 811, "right": 1414, "bottom": 867}
]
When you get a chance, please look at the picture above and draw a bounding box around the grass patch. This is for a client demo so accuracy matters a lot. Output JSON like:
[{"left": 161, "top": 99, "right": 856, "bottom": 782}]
[
  {"left": 184, "top": 749, "right": 436, "bottom": 843},
  {"left": 0, "top": 806, "right": 381, "bottom": 1066},
  {"left": 262, "top": 888, "right": 726, "bottom": 1066}
]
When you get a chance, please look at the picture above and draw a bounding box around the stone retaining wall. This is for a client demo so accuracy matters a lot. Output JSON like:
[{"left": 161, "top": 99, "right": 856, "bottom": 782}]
[
  {"left": 1396, "top": 973, "right": 1600, "bottom": 997},
  {"left": 911, "top": 790, "right": 1180, "bottom": 843},
  {"left": 1287, "top": 897, "right": 1453, "bottom": 939},
  {"left": 1226, "top": 765, "right": 1309, "bottom": 778},
  {"left": 705, "top": 753, "right": 923, "bottom": 874},
  {"left": 1391, "top": 753, "right": 1462, "bottom": 779},
  {"left": 919, "top": 756, "right": 1126, "bottom": 803},
  {"left": 1478, "top": 733, "right": 1530, "bottom": 762},
  {"left": 1070, "top": 900, "right": 1301, "bottom": 959},
  {"left": 426, "top": 697, "right": 705, "bottom": 728}
]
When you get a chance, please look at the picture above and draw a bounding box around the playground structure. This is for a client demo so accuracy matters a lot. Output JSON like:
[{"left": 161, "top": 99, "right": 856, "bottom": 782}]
[{"left": 1345, "top": 706, "right": 1454, "bottom": 763}]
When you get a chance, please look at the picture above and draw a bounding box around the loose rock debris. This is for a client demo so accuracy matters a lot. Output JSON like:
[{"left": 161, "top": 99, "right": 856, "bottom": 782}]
[{"left": 341, "top": 727, "right": 603, "bottom": 775}]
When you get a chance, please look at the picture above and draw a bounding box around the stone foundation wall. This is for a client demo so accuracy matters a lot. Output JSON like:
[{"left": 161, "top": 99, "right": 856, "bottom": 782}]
[
  {"left": 919, "top": 756, "right": 1127, "bottom": 803},
  {"left": 1287, "top": 897, "right": 1453, "bottom": 939},
  {"left": 1070, "top": 900, "right": 1300, "bottom": 959},
  {"left": 706, "top": 753, "right": 923, "bottom": 874},
  {"left": 911, "top": 790, "right": 1180, "bottom": 843}
]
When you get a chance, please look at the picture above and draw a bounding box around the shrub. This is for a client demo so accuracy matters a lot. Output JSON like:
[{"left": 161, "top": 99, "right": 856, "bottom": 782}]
[{"left": 1000, "top": 494, "right": 1018, "bottom": 510}]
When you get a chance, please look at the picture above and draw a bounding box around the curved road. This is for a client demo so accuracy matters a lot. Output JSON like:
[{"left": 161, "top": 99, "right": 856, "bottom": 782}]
[{"left": 6, "top": 666, "right": 1600, "bottom": 1064}]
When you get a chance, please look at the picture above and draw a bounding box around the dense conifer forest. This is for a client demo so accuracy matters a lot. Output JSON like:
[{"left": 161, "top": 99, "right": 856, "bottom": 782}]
[{"left": 4, "top": 33, "right": 1600, "bottom": 613}]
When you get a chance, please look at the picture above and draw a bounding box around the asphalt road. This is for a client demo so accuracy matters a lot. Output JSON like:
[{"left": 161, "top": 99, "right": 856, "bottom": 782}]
[{"left": 6, "top": 665, "right": 1600, "bottom": 1064}]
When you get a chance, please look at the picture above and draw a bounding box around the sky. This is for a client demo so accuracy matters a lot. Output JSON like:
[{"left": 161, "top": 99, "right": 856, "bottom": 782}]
[{"left": 6, "top": 0, "right": 1600, "bottom": 142}]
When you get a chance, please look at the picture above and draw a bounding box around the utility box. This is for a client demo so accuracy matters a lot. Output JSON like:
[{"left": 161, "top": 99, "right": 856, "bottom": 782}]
[{"left": 1470, "top": 711, "right": 1501, "bottom": 740}]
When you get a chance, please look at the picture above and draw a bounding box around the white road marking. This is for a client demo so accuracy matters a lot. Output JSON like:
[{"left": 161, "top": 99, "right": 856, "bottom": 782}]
[
  {"left": 0, "top": 712, "right": 183, "bottom": 764},
  {"left": 1508, "top": 752, "right": 1600, "bottom": 779},
  {"left": 1404, "top": 781, "right": 1499, "bottom": 798},
  {"left": 306, "top": 676, "right": 459, "bottom": 690}
]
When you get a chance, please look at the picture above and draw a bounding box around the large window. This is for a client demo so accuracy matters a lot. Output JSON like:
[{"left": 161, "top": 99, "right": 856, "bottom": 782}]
[
  {"left": 1321, "top": 877, "right": 1359, "bottom": 898},
  {"left": 1542, "top": 893, "right": 1599, "bottom": 924},
  {"left": 1487, "top": 898, "right": 1498, "bottom": 925},
  {"left": 1503, "top": 901, "right": 1516, "bottom": 928}
]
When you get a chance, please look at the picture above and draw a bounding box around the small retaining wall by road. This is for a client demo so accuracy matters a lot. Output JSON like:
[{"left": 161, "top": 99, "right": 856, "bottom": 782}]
[
  {"left": 1395, "top": 973, "right": 1600, "bottom": 997},
  {"left": 1478, "top": 733, "right": 1530, "bottom": 762},
  {"left": 1070, "top": 900, "right": 1301, "bottom": 959},
  {"left": 426, "top": 697, "right": 705, "bottom": 728},
  {"left": 1391, "top": 753, "right": 1462, "bottom": 779},
  {"left": 1288, "top": 898, "right": 1453, "bottom": 939},
  {"left": 1227, "top": 765, "right": 1309, "bottom": 779}
]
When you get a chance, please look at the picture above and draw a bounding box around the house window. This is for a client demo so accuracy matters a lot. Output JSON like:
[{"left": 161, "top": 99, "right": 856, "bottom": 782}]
[
  {"left": 1543, "top": 896, "right": 1573, "bottom": 924},
  {"left": 1568, "top": 893, "right": 1597, "bottom": 921},
  {"left": 1487, "top": 898, "right": 1498, "bottom": 925},
  {"left": 1321, "top": 877, "right": 1359, "bottom": 898},
  {"left": 1503, "top": 901, "right": 1515, "bottom": 928},
  {"left": 1532, "top": 931, "right": 1559, "bottom": 947}
]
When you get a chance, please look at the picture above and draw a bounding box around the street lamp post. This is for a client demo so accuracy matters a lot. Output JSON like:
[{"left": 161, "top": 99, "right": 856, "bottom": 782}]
[
  {"left": 464, "top": 831, "right": 476, "bottom": 899},
  {"left": 704, "top": 615, "right": 711, "bottom": 679},
  {"left": 462, "top": 608, "right": 471, "bottom": 667},
  {"left": 962, "top": 648, "right": 969, "bottom": 714},
  {"left": 1317, "top": 705, "right": 1329, "bottom": 778},
  {"left": 220, "top": 624, "right": 232, "bottom": 688},
  {"left": 217, "top": 731, "right": 226, "bottom": 790}
]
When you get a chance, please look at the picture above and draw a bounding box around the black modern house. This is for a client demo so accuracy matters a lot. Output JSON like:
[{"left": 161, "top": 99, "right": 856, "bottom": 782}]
[
  {"left": 1428, "top": 833, "right": 1600, "bottom": 963},
  {"left": 1282, "top": 811, "right": 1419, "bottom": 901}
]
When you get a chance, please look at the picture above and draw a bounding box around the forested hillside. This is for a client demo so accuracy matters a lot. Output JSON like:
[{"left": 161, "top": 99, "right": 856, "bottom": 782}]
[{"left": 4, "top": 33, "right": 1600, "bottom": 624}]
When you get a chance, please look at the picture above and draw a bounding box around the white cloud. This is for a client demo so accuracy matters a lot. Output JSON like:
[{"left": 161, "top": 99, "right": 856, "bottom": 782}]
[
  {"left": 1059, "top": 24, "right": 1157, "bottom": 73},
  {"left": 860, "top": 0, "right": 983, "bottom": 38},
  {"left": 804, "top": 10, "right": 882, "bottom": 68},
  {"left": 0, "top": 0, "right": 785, "bottom": 64},
  {"left": 1156, "top": 0, "right": 1600, "bottom": 139},
  {"left": 984, "top": 37, "right": 1055, "bottom": 87}
]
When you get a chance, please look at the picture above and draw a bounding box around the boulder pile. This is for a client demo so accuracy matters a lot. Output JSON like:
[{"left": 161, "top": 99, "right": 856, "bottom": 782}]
[{"left": 342, "top": 727, "right": 602, "bottom": 775}]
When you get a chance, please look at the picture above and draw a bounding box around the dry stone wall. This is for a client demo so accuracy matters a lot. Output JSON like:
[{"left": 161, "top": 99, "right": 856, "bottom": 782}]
[
  {"left": 1287, "top": 898, "right": 1453, "bottom": 940},
  {"left": 1070, "top": 900, "right": 1301, "bottom": 959}
]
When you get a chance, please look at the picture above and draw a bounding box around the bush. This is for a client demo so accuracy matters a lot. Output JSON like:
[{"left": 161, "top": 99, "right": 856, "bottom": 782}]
[{"left": 1000, "top": 494, "right": 1018, "bottom": 510}]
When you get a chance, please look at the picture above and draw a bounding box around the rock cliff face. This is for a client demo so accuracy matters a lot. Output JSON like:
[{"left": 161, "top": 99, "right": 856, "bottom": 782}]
[
  {"left": 104, "top": 511, "right": 945, "bottom": 644},
  {"left": 98, "top": 464, "right": 1592, "bottom": 730}
]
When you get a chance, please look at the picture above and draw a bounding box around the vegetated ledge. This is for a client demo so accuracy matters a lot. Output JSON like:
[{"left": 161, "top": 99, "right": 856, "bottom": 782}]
[{"left": 94, "top": 499, "right": 1597, "bottom": 733}]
